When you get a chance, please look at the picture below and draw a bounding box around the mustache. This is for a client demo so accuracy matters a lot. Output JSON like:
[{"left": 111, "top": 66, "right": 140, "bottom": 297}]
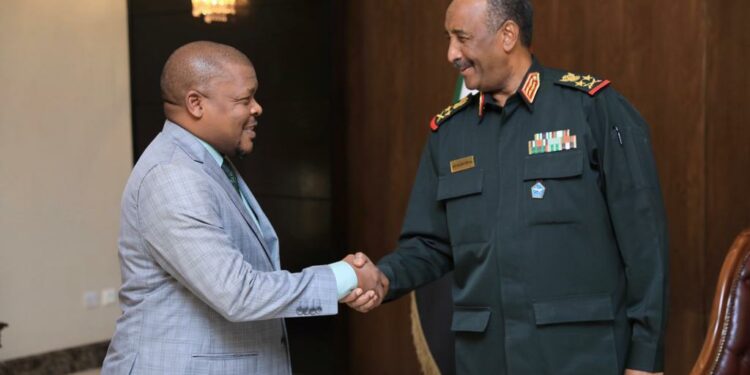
[{"left": 452, "top": 59, "right": 472, "bottom": 70}]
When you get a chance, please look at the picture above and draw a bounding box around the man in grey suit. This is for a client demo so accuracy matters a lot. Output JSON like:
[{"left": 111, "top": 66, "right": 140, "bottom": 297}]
[{"left": 102, "top": 41, "right": 385, "bottom": 374}]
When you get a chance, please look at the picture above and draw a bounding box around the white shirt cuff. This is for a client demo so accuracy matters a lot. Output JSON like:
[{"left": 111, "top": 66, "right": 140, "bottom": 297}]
[{"left": 328, "top": 261, "right": 358, "bottom": 300}]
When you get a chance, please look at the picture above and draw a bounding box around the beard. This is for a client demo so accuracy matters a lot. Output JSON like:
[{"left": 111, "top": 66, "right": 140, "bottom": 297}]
[
  {"left": 235, "top": 145, "right": 248, "bottom": 159},
  {"left": 235, "top": 140, "right": 253, "bottom": 159}
]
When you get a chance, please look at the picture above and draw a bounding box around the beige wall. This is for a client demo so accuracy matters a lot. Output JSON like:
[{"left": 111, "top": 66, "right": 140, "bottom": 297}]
[{"left": 0, "top": 0, "right": 131, "bottom": 360}]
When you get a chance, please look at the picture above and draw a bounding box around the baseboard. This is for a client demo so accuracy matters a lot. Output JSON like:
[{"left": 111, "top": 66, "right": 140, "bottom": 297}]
[{"left": 0, "top": 341, "right": 109, "bottom": 375}]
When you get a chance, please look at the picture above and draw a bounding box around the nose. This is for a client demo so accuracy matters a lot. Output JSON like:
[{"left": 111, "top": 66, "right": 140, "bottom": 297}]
[
  {"left": 447, "top": 38, "right": 462, "bottom": 65},
  {"left": 251, "top": 99, "right": 263, "bottom": 118}
]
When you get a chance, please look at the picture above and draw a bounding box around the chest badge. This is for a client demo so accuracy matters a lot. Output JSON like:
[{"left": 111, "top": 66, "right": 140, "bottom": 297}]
[
  {"left": 528, "top": 129, "right": 577, "bottom": 155},
  {"left": 450, "top": 156, "right": 476, "bottom": 173},
  {"left": 531, "top": 181, "right": 546, "bottom": 199}
]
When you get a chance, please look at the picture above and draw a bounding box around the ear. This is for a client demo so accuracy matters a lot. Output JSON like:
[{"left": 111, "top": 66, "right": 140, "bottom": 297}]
[
  {"left": 498, "top": 20, "right": 521, "bottom": 53},
  {"left": 185, "top": 90, "right": 204, "bottom": 118}
]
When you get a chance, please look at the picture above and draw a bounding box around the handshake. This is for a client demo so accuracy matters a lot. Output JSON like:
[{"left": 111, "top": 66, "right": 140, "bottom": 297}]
[{"left": 340, "top": 252, "right": 390, "bottom": 313}]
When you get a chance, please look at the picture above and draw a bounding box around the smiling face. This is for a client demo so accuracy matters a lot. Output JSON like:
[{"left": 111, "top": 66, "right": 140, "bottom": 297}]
[
  {"left": 445, "top": 0, "right": 510, "bottom": 92},
  {"left": 199, "top": 63, "right": 262, "bottom": 157}
]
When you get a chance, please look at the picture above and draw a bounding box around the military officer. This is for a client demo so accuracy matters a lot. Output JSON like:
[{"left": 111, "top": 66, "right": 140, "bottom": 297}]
[{"left": 344, "top": 0, "right": 668, "bottom": 374}]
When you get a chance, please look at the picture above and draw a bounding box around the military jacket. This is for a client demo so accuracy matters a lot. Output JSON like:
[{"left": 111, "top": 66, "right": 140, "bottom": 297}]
[{"left": 378, "top": 59, "right": 669, "bottom": 375}]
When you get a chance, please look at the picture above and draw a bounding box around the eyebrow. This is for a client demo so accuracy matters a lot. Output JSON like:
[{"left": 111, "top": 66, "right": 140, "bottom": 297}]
[
  {"left": 235, "top": 86, "right": 257, "bottom": 98},
  {"left": 448, "top": 29, "right": 470, "bottom": 37}
]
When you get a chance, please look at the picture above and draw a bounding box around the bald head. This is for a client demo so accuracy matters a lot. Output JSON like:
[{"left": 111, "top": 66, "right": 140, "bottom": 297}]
[{"left": 160, "top": 41, "right": 252, "bottom": 106}]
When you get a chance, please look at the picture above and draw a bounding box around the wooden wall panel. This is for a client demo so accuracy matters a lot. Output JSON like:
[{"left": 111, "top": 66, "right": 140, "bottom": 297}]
[
  {"left": 342, "top": 1, "right": 453, "bottom": 374},
  {"left": 706, "top": 0, "right": 750, "bottom": 326}
]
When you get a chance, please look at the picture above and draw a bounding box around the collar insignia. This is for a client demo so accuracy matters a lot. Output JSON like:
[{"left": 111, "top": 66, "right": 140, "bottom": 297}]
[
  {"left": 520, "top": 72, "right": 541, "bottom": 104},
  {"left": 478, "top": 93, "right": 486, "bottom": 117}
]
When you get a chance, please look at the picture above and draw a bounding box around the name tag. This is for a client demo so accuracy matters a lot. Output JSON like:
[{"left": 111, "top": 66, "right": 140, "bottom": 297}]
[{"left": 450, "top": 156, "right": 476, "bottom": 173}]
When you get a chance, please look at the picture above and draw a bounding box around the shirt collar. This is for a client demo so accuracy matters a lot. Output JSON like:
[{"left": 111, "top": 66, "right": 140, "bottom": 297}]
[{"left": 197, "top": 138, "right": 224, "bottom": 167}]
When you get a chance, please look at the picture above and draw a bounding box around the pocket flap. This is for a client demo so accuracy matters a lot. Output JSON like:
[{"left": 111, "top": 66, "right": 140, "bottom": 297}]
[
  {"left": 450, "top": 306, "right": 491, "bottom": 332},
  {"left": 533, "top": 294, "right": 614, "bottom": 325},
  {"left": 437, "top": 168, "right": 483, "bottom": 201},
  {"left": 523, "top": 150, "right": 583, "bottom": 180}
]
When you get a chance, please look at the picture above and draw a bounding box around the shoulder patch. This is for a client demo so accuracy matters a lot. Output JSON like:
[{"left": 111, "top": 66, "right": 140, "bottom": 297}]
[
  {"left": 430, "top": 94, "right": 474, "bottom": 132},
  {"left": 555, "top": 72, "right": 610, "bottom": 96}
]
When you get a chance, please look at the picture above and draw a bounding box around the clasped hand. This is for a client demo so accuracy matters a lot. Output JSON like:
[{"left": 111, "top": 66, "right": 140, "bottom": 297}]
[{"left": 340, "top": 252, "right": 389, "bottom": 313}]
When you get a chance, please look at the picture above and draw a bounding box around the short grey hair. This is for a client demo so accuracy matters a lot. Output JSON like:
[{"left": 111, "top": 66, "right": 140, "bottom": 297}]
[{"left": 486, "top": 0, "right": 534, "bottom": 47}]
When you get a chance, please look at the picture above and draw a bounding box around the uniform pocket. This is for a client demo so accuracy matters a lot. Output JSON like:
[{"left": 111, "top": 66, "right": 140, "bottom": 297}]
[
  {"left": 450, "top": 306, "right": 491, "bottom": 333},
  {"left": 532, "top": 294, "right": 618, "bottom": 375},
  {"left": 437, "top": 169, "right": 486, "bottom": 243},
  {"left": 523, "top": 151, "right": 585, "bottom": 225},
  {"left": 532, "top": 294, "right": 614, "bottom": 325},
  {"left": 437, "top": 168, "right": 483, "bottom": 201},
  {"left": 523, "top": 150, "right": 583, "bottom": 181}
]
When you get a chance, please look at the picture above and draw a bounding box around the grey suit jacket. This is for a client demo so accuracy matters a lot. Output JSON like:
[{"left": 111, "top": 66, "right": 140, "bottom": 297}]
[{"left": 102, "top": 121, "right": 338, "bottom": 375}]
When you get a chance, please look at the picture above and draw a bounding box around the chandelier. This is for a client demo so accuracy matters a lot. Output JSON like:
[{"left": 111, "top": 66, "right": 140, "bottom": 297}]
[{"left": 192, "top": 0, "right": 237, "bottom": 24}]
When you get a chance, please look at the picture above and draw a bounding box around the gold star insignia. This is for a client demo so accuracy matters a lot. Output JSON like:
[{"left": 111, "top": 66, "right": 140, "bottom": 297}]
[{"left": 561, "top": 73, "right": 580, "bottom": 82}]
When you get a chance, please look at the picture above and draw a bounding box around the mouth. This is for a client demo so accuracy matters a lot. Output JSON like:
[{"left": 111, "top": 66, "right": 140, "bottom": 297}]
[
  {"left": 243, "top": 122, "right": 257, "bottom": 138},
  {"left": 459, "top": 66, "right": 474, "bottom": 75}
]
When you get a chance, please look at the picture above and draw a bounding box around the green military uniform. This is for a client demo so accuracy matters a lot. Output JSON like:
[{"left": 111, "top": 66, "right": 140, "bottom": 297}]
[{"left": 378, "top": 59, "right": 668, "bottom": 375}]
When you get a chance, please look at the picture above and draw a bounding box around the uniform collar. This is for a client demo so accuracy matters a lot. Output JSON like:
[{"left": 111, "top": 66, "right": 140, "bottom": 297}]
[{"left": 477, "top": 56, "right": 543, "bottom": 118}]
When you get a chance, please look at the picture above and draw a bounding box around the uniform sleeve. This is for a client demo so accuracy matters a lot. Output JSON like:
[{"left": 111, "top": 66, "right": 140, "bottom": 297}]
[
  {"left": 378, "top": 135, "right": 454, "bottom": 301},
  {"left": 138, "top": 164, "right": 339, "bottom": 321},
  {"left": 589, "top": 90, "right": 669, "bottom": 372}
]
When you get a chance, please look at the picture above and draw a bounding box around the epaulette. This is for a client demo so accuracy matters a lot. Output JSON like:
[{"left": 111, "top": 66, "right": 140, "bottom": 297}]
[
  {"left": 554, "top": 72, "right": 610, "bottom": 96},
  {"left": 429, "top": 94, "right": 474, "bottom": 132}
]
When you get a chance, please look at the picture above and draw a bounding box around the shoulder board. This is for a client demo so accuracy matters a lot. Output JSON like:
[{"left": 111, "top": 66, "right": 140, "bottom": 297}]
[
  {"left": 554, "top": 72, "right": 611, "bottom": 96},
  {"left": 429, "top": 94, "right": 474, "bottom": 132}
]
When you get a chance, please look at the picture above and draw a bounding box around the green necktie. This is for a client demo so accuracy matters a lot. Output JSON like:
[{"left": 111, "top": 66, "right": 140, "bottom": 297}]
[{"left": 221, "top": 158, "right": 241, "bottom": 195}]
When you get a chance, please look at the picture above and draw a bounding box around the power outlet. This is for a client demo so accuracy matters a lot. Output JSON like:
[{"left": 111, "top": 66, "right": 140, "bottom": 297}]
[
  {"left": 101, "top": 288, "right": 118, "bottom": 306},
  {"left": 83, "top": 291, "right": 99, "bottom": 309}
]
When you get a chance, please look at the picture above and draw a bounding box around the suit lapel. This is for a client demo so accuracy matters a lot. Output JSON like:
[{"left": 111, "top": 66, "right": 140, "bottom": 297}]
[
  {"left": 204, "top": 158, "right": 275, "bottom": 267},
  {"left": 162, "top": 121, "right": 275, "bottom": 268},
  {"left": 236, "top": 176, "right": 280, "bottom": 269}
]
